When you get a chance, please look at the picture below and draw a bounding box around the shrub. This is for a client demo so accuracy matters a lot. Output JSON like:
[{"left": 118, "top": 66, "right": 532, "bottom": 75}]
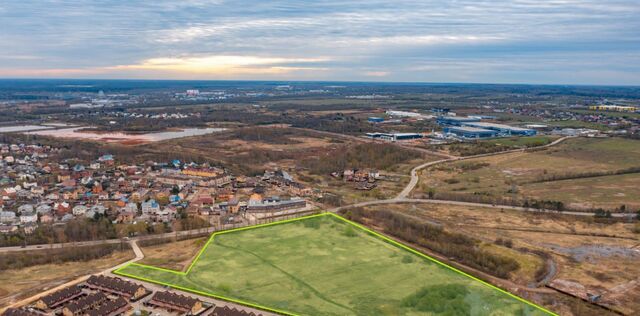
[
  {"left": 402, "top": 284, "right": 471, "bottom": 314},
  {"left": 343, "top": 226, "right": 358, "bottom": 237},
  {"left": 401, "top": 255, "right": 415, "bottom": 264}
]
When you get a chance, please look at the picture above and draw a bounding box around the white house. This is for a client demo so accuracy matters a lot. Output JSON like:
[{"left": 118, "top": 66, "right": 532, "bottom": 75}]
[
  {"left": 124, "top": 202, "right": 138, "bottom": 213},
  {"left": 0, "top": 211, "right": 16, "bottom": 223},
  {"left": 17, "top": 204, "right": 34, "bottom": 214},
  {"left": 90, "top": 204, "right": 106, "bottom": 215},
  {"left": 20, "top": 212, "right": 38, "bottom": 224},
  {"left": 72, "top": 205, "right": 88, "bottom": 216},
  {"left": 154, "top": 207, "right": 177, "bottom": 222},
  {"left": 141, "top": 199, "right": 160, "bottom": 215},
  {"left": 36, "top": 204, "right": 52, "bottom": 214}
]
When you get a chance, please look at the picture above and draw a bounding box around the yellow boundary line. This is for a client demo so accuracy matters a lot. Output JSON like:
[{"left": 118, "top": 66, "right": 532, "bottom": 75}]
[{"left": 114, "top": 213, "right": 558, "bottom": 316}]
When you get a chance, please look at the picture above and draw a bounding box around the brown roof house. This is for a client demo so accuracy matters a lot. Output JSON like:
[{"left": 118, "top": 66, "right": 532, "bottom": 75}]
[
  {"left": 211, "top": 306, "right": 262, "bottom": 316},
  {"left": 85, "top": 275, "right": 147, "bottom": 300},
  {"left": 34, "top": 286, "right": 82, "bottom": 310},
  {"left": 148, "top": 291, "right": 203, "bottom": 314},
  {"left": 86, "top": 297, "right": 130, "bottom": 316},
  {"left": 62, "top": 292, "right": 108, "bottom": 316}
]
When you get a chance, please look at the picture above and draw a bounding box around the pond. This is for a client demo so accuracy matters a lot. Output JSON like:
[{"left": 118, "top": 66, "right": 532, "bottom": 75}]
[
  {"left": 0, "top": 125, "right": 54, "bottom": 133},
  {"left": 26, "top": 127, "right": 226, "bottom": 143}
]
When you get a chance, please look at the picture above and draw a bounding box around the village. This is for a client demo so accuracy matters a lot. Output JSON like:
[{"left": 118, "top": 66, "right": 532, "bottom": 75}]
[{"left": 0, "top": 142, "right": 314, "bottom": 242}]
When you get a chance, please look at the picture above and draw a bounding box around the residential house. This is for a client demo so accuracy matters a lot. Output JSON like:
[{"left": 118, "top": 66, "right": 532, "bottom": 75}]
[
  {"left": 124, "top": 202, "right": 138, "bottom": 213},
  {"left": 154, "top": 206, "right": 176, "bottom": 222},
  {"left": 0, "top": 225, "right": 18, "bottom": 234},
  {"left": 86, "top": 297, "right": 130, "bottom": 316},
  {"left": 19, "top": 211, "right": 38, "bottom": 224},
  {"left": 85, "top": 275, "right": 147, "bottom": 300},
  {"left": 40, "top": 213, "right": 54, "bottom": 223},
  {"left": 36, "top": 204, "right": 52, "bottom": 215},
  {"left": 62, "top": 292, "right": 107, "bottom": 316},
  {"left": 148, "top": 291, "right": 203, "bottom": 314},
  {"left": 34, "top": 286, "right": 82, "bottom": 310},
  {"left": 211, "top": 306, "right": 262, "bottom": 316},
  {"left": 17, "top": 204, "right": 34, "bottom": 214},
  {"left": 92, "top": 204, "right": 107, "bottom": 214},
  {"left": 72, "top": 205, "right": 88, "bottom": 216},
  {"left": 0, "top": 211, "right": 16, "bottom": 224},
  {"left": 141, "top": 199, "right": 160, "bottom": 215},
  {"left": 54, "top": 202, "right": 71, "bottom": 215}
]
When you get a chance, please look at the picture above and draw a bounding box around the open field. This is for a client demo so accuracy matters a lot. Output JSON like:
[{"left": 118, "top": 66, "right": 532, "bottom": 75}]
[
  {"left": 439, "top": 136, "right": 560, "bottom": 156},
  {"left": 416, "top": 137, "right": 640, "bottom": 209},
  {"left": 0, "top": 250, "right": 133, "bottom": 308},
  {"left": 139, "top": 237, "right": 207, "bottom": 271},
  {"left": 357, "top": 203, "right": 640, "bottom": 315},
  {"left": 149, "top": 126, "right": 353, "bottom": 175},
  {"left": 544, "top": 120, "right": 610, "bottom": 131},
  {"left": 569, "top": 109, "right": 640, "bottom": 119},
  {"left": 116, "top": 214, "right": 552, "bottom": 316}
]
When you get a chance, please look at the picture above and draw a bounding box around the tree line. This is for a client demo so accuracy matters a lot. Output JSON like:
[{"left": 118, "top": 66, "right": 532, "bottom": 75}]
[
  {"left": 341, "top": 207, "right": 521, "bottom": 279},
  {"left": 0, "top": 243, "right": 128, "bottom": 271},
  {"left": 523, "top": 166, "right": 640, "bottom": 184}
]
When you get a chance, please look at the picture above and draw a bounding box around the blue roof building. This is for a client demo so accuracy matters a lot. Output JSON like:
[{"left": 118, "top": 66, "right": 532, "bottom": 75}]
[
  {"left": 462, "top": 122, "right": 537, "bottom": 136},
  {"left": 444, "top": 126, "right": 498, "bottom": 139}
]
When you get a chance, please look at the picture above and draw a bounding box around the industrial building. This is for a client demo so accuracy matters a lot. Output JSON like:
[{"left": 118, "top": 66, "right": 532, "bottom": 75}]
[
  {"left": 385, "top": 110, "right": 433, "bottom": 119},
  {"left": 365, "top": 132, "right": 423, "bottom": 141},
  {"left": 444, "top": 126, "right": 498, "bottom": 139},
  {"left": 589, "top": 105, "right": 638, "bottom": 112},
  {"left": 461, "top": 122, "right": 537, "bottom": 136},
  {"left": 436, "top": 116, "right": 481, "bottom": 126}
]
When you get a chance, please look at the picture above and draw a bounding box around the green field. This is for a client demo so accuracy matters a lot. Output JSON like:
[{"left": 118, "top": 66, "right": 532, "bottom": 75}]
[{"left": 115, "top": 214, "right": 553, "bottom": 316}]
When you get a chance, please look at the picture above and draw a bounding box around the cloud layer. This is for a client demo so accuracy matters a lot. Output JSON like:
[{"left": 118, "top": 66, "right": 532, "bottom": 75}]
[{"left": 1, "top": 0, "right": 639, "bottom": 84}]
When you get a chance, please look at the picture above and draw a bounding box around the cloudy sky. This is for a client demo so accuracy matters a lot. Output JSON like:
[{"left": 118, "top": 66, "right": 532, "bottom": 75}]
[{"left": 1, "top": 0, "right": 639, "bottom": 84}]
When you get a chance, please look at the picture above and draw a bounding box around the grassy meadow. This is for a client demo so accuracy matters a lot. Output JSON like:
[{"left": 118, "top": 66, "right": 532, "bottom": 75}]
[{"left": 117, "top": 214, "right": 551, "bottom": 316}]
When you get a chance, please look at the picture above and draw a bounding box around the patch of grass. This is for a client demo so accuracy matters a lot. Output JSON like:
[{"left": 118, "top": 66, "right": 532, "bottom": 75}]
[
  {"left": 401, "top": 255, "right": 414, "bottom": 264},
  {"left": 401, "top": 284, "right": 470, "bottom": 314}
]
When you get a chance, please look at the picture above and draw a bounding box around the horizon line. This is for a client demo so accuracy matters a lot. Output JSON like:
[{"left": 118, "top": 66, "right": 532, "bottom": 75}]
[{"left": 0, "top": 77, "right": 639, "bottom": 88}]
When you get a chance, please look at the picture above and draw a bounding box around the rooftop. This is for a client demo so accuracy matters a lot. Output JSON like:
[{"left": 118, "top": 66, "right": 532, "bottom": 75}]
[
  {"left": 447, "top": 126, "right": 497, "bottom": 133},
  {"left": 463, "top": 122, "right": 533, "bottom": 131}
]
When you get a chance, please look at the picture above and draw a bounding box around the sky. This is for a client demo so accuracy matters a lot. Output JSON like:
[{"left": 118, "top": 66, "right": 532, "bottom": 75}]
[{"left": 0, "top": 0, "right": 639, "bottom": 85}]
